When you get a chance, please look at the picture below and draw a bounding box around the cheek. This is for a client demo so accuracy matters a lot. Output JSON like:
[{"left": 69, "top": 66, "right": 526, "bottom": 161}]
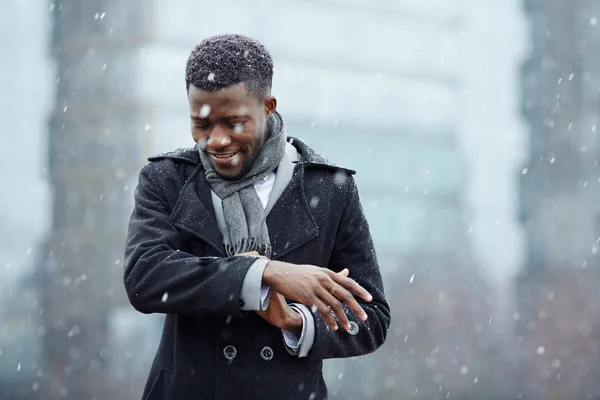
[
  {"left": 191, "top": 125, "right": 207, "bottom": 141},
  {"left": 237, "top": 124, "right": 262, "bottom": 147}
]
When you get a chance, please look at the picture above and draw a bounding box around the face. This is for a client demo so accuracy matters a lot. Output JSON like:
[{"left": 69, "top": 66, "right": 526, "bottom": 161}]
[{"left": 188, "top": 83, "right": 276, "bottom": 179}]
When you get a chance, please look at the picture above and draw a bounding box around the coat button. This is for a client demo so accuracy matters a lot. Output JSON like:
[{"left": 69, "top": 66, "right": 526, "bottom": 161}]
[
  {"left": 260, "top": 346, "right": 274, "bottom": 361},
  {"left": 223, "top": 345, "right": 237, "bottom": 361},
  {"left": 239, "top": 299, "right": 245, "bottom": 308},
  {"left": 347, "top": 321, "right": 359, "bottom": 335}
]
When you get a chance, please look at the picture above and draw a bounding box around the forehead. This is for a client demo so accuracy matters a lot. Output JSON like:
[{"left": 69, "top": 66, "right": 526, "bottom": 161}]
[{"left": 188, "top": 83, "right": 259, "bottom": 115}]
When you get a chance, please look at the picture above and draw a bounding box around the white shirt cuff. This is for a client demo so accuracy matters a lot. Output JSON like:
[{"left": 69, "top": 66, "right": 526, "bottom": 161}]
[
  {"left": 282, "top": 304, "right": 315, "bottom": 358},
  {"left": 239, "top": 259, "right": 270, "bottom": 311},
  {"left": 260, "top": 285, "right": 270, "bottom": 310}
]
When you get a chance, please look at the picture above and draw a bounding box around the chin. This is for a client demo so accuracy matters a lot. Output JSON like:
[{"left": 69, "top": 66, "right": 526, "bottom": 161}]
[
  {"left": 211, "top": 155, "right": 254, "bottom": 180},
  {"left": 215, "top": 167, "right": 244, "bottom": 180}
]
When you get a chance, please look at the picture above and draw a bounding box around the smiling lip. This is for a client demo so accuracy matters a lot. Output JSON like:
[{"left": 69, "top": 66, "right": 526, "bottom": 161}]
[
  {"left": 211, "top": 152, "right": 237, "bottom": 159},
  {"left": 208, "top": 151, "right": 240, "bottom": 165}
]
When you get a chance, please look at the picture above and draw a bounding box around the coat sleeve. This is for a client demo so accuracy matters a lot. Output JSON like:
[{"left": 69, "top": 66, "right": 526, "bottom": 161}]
[
  {"left": 123, "top": 162, "right": 256, "bottom": 317},
  {"left": 307, "top": 174, "right": 391, "bottom": 361}
]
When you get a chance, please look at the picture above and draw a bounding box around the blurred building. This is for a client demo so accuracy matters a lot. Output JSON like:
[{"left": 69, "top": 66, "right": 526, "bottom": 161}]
[
  {"left": 40, "top": 1, "right": 160, "bottom": 399},
  {"left": 517, "top": 0, "right": 600, "bottom": 397}
]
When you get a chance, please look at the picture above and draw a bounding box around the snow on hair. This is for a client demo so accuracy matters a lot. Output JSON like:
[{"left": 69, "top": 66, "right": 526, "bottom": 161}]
[{"left": 185, "top": 33, "right": 273, "bottom": 97}]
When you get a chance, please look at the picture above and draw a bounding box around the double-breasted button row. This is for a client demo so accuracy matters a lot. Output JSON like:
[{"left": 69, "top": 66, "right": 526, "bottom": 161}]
[{"left": 222, "top": 345, "right": 275, "bottom": 361}]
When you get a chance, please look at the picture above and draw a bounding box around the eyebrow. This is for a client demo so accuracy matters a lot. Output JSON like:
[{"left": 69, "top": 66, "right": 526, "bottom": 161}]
[
  {"left": 190, "top": 115, "right": 249, "bottom": 121},
  {"left": 222, "top": 115, "right": 248, "bottom": 121}
]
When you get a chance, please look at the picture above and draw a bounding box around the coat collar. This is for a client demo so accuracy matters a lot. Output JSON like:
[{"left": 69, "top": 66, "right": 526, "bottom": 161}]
[
  {"left": 151, "top": 137, "right": 355, "bottom": 259},
  {"left": 147, "top": 137, "right": 357, "bottom": 175}
]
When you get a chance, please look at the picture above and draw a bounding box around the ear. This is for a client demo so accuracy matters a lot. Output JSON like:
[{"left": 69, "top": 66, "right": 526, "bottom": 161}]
[{"left": 263, "top": 95, "right": 277, "bottom": 117}]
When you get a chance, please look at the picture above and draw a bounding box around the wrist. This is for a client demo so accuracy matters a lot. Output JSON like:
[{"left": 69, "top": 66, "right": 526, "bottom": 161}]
[
  {"left": 282, "top": 309, "right": 303, "bottom": 333},
  {"left": 262, "top": 260, "right": 282, "bottom": 287}
]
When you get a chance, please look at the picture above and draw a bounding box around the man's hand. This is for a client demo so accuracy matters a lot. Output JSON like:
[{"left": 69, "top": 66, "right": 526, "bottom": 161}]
[
  {"left": 262, "top": 261, "right": 372, "bottom": 332},
  {"left": 256, "top": 292, "right": 303, "bottom": 333},
  {"left": 237, "top": 251, "right": 267, "bottom": 259}
]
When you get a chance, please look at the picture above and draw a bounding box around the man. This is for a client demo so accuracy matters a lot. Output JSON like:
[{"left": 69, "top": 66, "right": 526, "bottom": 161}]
[{"left": 123, "top": 33, "right": 390, "bottom": 400}]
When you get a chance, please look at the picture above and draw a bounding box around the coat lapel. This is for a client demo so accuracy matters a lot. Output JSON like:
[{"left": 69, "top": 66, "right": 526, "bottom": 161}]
[
  {"left": 169, "top": 164, "right": 225, "bottom": 256},
  {"left": 266, "top": 165, "right": 319, "bottom": 259}
]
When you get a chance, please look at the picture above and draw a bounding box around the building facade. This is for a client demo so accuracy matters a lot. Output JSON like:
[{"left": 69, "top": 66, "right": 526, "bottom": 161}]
[
  {"left": 39, "top": 1, "right": 154, "bottom": 398},
  {"left": 517, "top": 0, "right": 600, "bottom": 397}
]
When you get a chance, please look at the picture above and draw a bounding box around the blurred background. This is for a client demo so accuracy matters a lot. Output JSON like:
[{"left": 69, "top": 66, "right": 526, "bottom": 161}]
[{"left": 1, "top": 0, "right": 599, "bottom": 399}]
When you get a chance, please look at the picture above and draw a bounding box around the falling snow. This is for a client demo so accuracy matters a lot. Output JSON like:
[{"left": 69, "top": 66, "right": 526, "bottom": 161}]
[
  {"left": 68, "top": 325, "right": 81, "bottom": 337},
  {"left": 199, "top": 104, "right": 211, "bottom": 118},
  {"left": 3, "top": 3, "right": 599, "bottom": 400},
  {"left": 309, "top": 196, "right": 320, "bottom": 208},
  {"left": 197, "top": 137, "right": 208, "bottom": 150},
  {"left": 333, "top": 171, "right": 348, "bottom": 186}
]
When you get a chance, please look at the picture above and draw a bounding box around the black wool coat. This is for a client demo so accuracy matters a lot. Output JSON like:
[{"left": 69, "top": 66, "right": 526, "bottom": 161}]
[{"left": 123, "top": 137, "right": 391, "bottom": 400}]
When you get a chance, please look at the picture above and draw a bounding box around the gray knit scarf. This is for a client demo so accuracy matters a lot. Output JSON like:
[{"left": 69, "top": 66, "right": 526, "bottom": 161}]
[{"left": 197, "top": 111, "right": 287, "bottom": 258}]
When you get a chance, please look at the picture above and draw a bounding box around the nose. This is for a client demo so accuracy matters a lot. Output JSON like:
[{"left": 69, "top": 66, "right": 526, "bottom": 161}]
[{"left": 206, "top": 125, "right": 232, "bottom": 150}]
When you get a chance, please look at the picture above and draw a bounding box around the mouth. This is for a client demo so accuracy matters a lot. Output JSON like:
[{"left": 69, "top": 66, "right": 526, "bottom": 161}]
[
  {"left": 208, "top": 151, "right": 242, "bottom": 169},
  {"left": 210, "top": 151, "right": 239, "bottom": 159}
]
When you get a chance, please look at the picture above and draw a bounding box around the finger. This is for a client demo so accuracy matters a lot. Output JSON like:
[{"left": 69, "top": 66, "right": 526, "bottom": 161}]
[
  {"left": 312, "top": 299, "right": 339, "bottom": 331},
  {"left": 237, "top": 251, "right": 267, "bottom": 259},
  {"left": 337, "top": 268, "right": 349, "bottom": 277},
  {"left": 332, "top": 273, "right": 373, "bottom": 302},
  {"left": 329, "top": 284, "right": 368, "bottom": 322},
  {"left": 317, "top": 289, "right": 351, "bottom": 331},
  {"left": 237, "top": 251, "right": 259, "bottom": 256},
  {"left": 269, "top": 291, "right": 280, "bottom": 301}
]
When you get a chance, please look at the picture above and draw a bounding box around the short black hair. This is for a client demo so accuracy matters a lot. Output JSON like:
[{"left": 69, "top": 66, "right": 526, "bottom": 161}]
[{"left": 185, "top": 34, "right": 273, "bottom": 98}]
